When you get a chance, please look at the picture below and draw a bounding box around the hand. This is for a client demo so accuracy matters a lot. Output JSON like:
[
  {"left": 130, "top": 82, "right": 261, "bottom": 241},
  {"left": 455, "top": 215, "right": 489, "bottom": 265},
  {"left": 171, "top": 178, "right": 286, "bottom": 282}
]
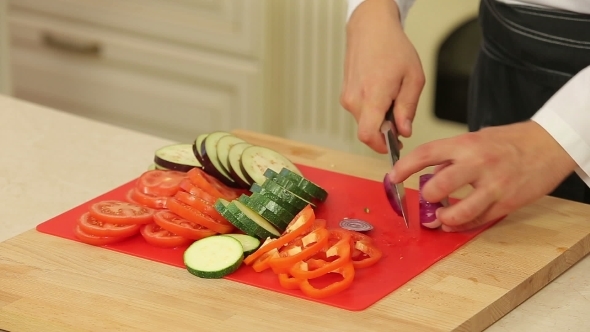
[
  {"left": 390, "top": 121, "right": 577, "bottom": 231},
  {"left": 340, "top": 0, "right": 425, "bottom": 153}
]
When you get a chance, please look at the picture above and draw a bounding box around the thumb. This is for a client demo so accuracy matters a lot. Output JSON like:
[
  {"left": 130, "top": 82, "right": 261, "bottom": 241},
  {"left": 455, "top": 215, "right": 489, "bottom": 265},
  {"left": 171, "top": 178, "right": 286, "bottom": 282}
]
[{"left": 393, "top": 73, "right": 425, "bottom": 137}]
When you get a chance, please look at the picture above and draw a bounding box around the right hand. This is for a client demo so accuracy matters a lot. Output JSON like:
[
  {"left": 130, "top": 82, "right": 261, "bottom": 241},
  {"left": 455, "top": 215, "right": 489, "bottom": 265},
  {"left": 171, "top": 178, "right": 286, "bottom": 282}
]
[{"left": 340, "top": 0, "right": 425, "bottom": 153}]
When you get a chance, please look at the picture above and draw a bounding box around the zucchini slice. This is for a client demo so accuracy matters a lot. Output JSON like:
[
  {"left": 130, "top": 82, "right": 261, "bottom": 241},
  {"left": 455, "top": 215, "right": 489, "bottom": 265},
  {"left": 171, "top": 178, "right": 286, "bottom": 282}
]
[
  {"left": 154, "top": 143, "right": 202, "bottom": 172},
  {"left": 226, "top": 200, "right": 281, "bottom": 240},
  {"left": 278, "top": 168, "right": 328, "bottom": 202},
  {"left": 184, "top": 236, "right": 244, "bottom": 279},
  {"left": 249, "top": 183, "right": 301, "bottom": 215},
  {"left": 222, "top": 233, "right": 261, "bottom": 256},
  {"left": 245, "top": 193, "right": 294, "bottom": 231},
  {"left": 214, "top": 198, "right": 256, "bottom": 237},
  {"left": 239, "top": 145, "right": 301, "bottom": 186}
]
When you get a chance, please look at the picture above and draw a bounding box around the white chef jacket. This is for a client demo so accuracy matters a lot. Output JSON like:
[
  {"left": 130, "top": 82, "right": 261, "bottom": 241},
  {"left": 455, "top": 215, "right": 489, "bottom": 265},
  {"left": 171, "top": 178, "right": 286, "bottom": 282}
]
[{"left": 346, "top": 0, "right": 590, "bottom": 187}]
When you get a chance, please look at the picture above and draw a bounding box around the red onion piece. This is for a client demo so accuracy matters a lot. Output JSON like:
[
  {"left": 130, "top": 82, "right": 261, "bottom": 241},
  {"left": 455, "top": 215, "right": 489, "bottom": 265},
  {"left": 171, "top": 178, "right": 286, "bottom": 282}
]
[
  {"left": 419, "top": 174, "right": 446, "bottom": 229},
  {"left": 383, "top": 173, "right": 402, "bottom": 216}
]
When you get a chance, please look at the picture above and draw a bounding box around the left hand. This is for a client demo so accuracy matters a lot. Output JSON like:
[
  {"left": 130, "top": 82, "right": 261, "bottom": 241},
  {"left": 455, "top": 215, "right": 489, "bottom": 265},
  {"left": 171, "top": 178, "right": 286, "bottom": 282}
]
[{"left": 389, "top": 121, "right": 577, "bottom": 231}]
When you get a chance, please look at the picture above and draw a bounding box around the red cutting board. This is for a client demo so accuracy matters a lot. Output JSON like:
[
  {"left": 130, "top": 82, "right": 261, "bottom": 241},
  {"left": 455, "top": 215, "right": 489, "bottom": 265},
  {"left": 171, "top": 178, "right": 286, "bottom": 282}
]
[{"left": 36, "top": 164, "right": 498, "bottom": 311}]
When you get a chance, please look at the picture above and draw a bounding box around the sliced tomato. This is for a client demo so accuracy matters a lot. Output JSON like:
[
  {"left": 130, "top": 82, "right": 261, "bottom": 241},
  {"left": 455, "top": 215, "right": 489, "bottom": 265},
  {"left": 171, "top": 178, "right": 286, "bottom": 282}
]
[
  {"left": 129, "top": 188, "right": 168, "bottom": 210},
  {"left": 187, "top": 168, "right": 241, "bottom": 200},
  {"left": 140, "top": 222, "right": 193, "bottom": 248},
  {"left": 77, "top": 212, "right": 141, "bottom": 238},
  {"left": 153, "top": 210, "right": 218, "bottom": 240},
  {"left": 135, "top": 170, "right": 186, "bottom": 197},
  {"left": 174, "top": 191, "right": 225, "bottom": 221},
  {"left": 166, "top": 197, "right": 234, "bottom": 234},
  {"left": 125, "top": 189, "right": 141, "bottom": 205},
  {"left": 74, "top": 225, "right": 126, "bottom": 246},
  {"left": 178, "top": 179, "right": 218, "bottom": 204},
  {"left": 89, "top": 200, "right": 154, "bottom": 225}
]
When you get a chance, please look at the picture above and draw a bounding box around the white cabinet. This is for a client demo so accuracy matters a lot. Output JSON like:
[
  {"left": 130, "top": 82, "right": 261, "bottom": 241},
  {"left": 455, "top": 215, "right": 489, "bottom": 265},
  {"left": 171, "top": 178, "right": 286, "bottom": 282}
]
[{"left": 8, "top": 1, "right": 267, "bottom": 143}]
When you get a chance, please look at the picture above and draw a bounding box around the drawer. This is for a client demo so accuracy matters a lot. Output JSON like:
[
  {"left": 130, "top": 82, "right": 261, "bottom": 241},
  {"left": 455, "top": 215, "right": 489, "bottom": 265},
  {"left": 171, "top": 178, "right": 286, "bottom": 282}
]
[
  {"left": 10, "top": 0, "right": 265, "bottom": 58},
  {"left": 9, "top": 10, "right": 265, "bottom": 143}
]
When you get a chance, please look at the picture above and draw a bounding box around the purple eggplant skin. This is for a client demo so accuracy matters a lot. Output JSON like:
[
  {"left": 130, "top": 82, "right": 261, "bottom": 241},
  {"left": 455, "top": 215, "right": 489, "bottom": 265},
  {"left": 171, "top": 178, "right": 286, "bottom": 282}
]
[
  {"left": 419, "top": 174, "right": 444, "bottom": 229},
  {"left": 383, "top": 174, "right": 403, "bottom": 217},
  {"left": 198, "top": 136, "right": 241, "bottom": 188}
]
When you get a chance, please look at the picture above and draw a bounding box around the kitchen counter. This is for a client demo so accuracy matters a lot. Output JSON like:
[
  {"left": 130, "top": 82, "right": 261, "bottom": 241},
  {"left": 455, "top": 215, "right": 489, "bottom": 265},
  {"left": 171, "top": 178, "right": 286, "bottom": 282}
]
[{"left": 1, "top": 94, "right": 590, "bottom": 331}]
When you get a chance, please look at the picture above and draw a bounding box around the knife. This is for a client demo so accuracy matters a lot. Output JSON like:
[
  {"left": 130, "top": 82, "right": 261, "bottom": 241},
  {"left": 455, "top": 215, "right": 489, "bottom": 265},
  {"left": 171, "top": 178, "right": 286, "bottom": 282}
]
[{"left": 381, "top": 103, "right": 409, "bottom": 228}]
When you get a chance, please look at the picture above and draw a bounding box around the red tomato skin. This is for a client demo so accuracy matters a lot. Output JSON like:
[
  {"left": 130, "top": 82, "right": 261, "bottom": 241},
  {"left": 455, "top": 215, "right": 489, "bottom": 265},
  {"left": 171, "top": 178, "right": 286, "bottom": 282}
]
[
  {"left": 140, "top": 222, "right": 193, "bottom": 248},
  {"left": 89, "top": 200, "right": 154, "bottom": 225},
  {"left": 78, "top": 212, "right": 141, "bottom": 238}
]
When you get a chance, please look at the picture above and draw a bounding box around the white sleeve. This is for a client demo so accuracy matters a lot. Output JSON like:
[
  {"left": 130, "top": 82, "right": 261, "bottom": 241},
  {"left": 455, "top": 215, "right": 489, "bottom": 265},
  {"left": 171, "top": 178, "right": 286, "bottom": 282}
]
[
  {"left": 531, "top": 65, "right": 590, "bottom": 187},
  {"left": 346, "top": 0, "right": 417, "bottom": 26}
]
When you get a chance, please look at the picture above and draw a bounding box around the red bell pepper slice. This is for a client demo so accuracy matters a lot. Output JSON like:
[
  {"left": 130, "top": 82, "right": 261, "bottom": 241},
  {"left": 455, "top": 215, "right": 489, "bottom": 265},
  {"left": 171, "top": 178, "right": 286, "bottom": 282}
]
[
  {"left": 298, "top": 261, "right": 356, "bottom": 299},
  {"left": 252, "top": 247, "right": 279, "bottom": 272},
  {"left": 289, "top": 228, "right": 352, "bottom": 279},
  {"left": 268, "top": 224, "right": 330, "bottom": 274},
  {"left": 243, "top": 205, "right": 315, "bottom": 265},
  {"left": 351, "top": 239, "right": 382, "bottom": 269},
  {"left": 278, "top": 273, "right": 302, "bottom": 290}
]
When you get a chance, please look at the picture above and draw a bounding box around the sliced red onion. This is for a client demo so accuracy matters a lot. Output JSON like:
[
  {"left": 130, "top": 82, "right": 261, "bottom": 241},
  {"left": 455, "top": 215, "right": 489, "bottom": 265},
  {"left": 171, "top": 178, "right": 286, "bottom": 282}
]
[
  {"left": 383, "top": 173, "right": 402, "bottom": 216},
  {"left": 339, "top": 218, "right": 374, "bottom": 232},
  {"left": 419, "top": 174, "right": 445, "bottom": 229}
]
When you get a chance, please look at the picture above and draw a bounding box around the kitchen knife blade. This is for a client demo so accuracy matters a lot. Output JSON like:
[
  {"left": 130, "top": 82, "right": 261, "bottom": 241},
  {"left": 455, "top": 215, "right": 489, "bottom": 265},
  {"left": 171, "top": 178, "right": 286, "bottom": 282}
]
[{"left": 381, "top": 103, "right": 409, "bottom": 228}]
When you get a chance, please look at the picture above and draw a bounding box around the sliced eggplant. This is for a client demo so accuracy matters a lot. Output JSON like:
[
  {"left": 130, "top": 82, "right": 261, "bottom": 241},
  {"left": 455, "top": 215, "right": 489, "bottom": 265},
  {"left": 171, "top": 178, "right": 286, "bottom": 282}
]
[
  {"left": 216, "top": 135, "right": 246, "bottom": 174},
  {"left": 192, "top": 133, "right": 209, "bottom": 165},
  {"left": 154, "top": 143, "right": 202, "bottom": 172},
  {"left": 227, "top": 142, "right": 253, "bottom": 188},
  {"left": 200, "top": 131, "right": 238, "bottom": 187},
  {"left": 239, "top": 145, "right": 301, "bottom": 185}
]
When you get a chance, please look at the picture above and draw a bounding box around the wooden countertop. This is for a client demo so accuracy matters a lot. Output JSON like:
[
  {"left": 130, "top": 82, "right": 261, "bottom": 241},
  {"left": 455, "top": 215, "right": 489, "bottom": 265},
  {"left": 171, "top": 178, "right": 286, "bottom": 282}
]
[{"left": 1, "top": 95, "right": 590, "bottom": 331}]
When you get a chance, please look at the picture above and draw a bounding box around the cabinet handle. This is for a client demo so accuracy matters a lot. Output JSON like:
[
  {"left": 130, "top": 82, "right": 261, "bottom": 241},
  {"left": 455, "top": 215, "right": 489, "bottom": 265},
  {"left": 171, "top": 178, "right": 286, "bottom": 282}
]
[{"left": 41, "top": 32, "right": 102, "bottom": 56}]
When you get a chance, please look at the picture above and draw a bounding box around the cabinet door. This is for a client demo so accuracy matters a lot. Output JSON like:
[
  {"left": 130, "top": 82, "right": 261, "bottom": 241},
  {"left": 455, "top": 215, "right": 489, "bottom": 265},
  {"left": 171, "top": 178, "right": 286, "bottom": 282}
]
[
  {"left": 10, "top": 0, "right": 265, "bottom": 58},
  {"left": 9, "top": 9, "right": 264, "bottom": 143}
]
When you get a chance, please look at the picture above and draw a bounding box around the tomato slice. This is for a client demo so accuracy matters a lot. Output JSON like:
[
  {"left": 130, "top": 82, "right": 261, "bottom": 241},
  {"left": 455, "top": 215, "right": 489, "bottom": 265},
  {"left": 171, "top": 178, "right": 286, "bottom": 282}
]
[
  {"left": 74, "top": 225, "right": 126, "bottom": 246},
  {"left": 129, "top": 188, "right": 168, "bottom": 210},
  {"left": 89, "top": 200, "right": 155, "bottom": 225},
  {"left": 153, "top": 210, "right": 218, "bottom": 240},
  {"left": 174, "top": 191, "right": 226, "bottom": 221},
  {"left": 77, "top": 212, "right": 141, "bottom": 238},
  {"left": 187, "top": 168, "right": 241, "bottom": 200},
  {"left": 135, "top": 170, "right": 186, "bottom": 197},
  {"left": 140, "top": 222, "right": 193, "bottom": 248},
  {"left": 178, "top": 179, "right": 218, "bottom": 204},
  {"left": 166, "top": 197, "right": 234, "bottom": 234}
]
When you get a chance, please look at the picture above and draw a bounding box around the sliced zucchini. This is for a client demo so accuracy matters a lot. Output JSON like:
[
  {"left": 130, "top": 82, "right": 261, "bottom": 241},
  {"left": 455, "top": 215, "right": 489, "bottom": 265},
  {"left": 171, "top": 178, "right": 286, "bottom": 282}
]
[
  {"left": 260, "top": 179, "right": 315, "bottom": 209},
  {"left": 214, "top": 198, "right": 256, "bottom": 237},
  {"left": 192, "top": 133, "right": 209, "bottom": 165},
  {"left": 154, "top": 143, "right": 202, "bottom": 172},
  {"left": 249, "top": 183, "right": 301, "bottom": 216},
  {"left": 227, "top": 142, "right": 254, "bottom": 189},
  {"left": 278, "top": 168, "right": 328, "bottom": 202},
  {"left": 268, "top": 176, "right": 319, "bottom": 205},
  {"left": 222, "top": 233, "right": 260, "bottom": 256},
  {"left": 238, "top": 194, "right": 289, "bottom": 232},
  {"left": 239, "top": 145, "right": 301, "bottom": 185},
  {"left": 247, "top": 193, "right": 294, "bottom": 230},
  {"left": 216, "top": 135, "right": 246, "bottom": 175},
  {"left": 226, "top": 200, "right": 281, "bottom": 239},
  {"left": 184, "top": 235, "right": 244, "bottom": 279}
]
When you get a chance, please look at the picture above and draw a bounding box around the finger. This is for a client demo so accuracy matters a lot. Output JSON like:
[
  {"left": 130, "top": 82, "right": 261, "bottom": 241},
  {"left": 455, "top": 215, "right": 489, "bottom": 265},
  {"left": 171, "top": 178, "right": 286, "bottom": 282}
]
[
  {"left": 390, "top": 138, "right": 456, "bottom": 183},
  {"left": 421, "top": 165, "right": 477, "bottom": 203},
  {"left": 446, "top": 203, "right": 508, "bottom": 232},
  {"left": 436, "top": 185, "right": 497, "bottom": 228},
  {"left": 393, "top": 73, "right": 425, "bottom": 137},
  {"left": 357, "top": 89, "right": 397, "bottom": 154},
  {"left": 433, "top": 162, "right": 451, "bottom": 174}
]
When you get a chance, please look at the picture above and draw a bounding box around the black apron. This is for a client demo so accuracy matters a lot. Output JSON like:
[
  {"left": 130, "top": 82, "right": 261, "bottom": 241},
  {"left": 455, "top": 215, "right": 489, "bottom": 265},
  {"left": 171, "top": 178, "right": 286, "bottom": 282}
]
[{"left": 468, "top": 0, "right": 590, "bottom": 203}]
